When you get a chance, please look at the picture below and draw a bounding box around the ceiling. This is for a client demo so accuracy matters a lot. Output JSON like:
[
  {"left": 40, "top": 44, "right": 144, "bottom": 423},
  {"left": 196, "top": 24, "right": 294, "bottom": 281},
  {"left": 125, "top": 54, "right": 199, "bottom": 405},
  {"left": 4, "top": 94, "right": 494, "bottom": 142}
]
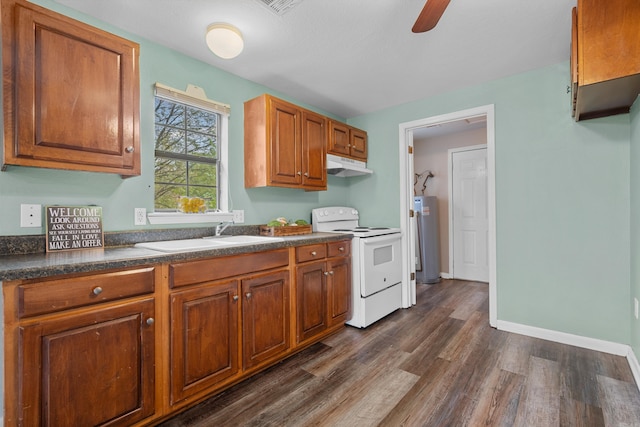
[{"left": 54, "top": 0, "right": 575, "bottom": 119}]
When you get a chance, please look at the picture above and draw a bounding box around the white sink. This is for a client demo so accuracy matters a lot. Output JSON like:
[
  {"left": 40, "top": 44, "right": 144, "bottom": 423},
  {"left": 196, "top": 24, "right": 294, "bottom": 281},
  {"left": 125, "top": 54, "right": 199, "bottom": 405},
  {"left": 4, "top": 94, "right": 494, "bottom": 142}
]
[
  {"left": 135, "top": 235, "right": 283, "bottom": 253},
  {"left": 203, "top": 235, "right": 284, "bottom": 244}
]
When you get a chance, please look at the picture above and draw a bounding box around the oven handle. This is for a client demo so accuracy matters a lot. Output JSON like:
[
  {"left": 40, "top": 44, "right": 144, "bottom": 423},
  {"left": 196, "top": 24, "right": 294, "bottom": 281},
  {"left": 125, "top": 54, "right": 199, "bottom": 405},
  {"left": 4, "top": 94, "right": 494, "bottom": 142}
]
[{"left": 361, "top": 232, "right": 402, "bottom": 246}]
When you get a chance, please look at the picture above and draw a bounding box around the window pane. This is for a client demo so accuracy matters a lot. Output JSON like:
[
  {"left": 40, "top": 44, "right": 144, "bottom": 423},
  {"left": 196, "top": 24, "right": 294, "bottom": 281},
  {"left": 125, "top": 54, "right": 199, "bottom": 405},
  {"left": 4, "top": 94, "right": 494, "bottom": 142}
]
[
  {"left": 189, "top": 186, "right": 217, "bottom": 206},
  {"left": 155, "top": 125, "right": 186, "bottom": 153},
  {"left": 155, "top": 99, "right": 184, "bottom": 127},
  {"left": 187, "top": 106, "right": 217, "bottom": 134},
  {"left": 154, "top": 94, "right": 221, "bottom": 211},
  {"left": 155, "top": 158, "right": 187, "bottom": 184},
  {"left": 155, "top": 184, "right": 186, "bottom": 210},
  {"left": 187, "top": 132, "right": 217, "bottom": 157},
  {"left": 188, "top": 161, "right": 217, "bottom": 186}
]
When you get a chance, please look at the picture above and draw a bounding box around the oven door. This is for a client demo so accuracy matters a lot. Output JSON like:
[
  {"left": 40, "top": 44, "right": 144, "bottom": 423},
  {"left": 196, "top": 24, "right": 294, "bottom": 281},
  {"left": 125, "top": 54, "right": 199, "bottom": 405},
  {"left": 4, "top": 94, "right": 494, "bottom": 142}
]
[{"left": 359, "top": 233, "right": 403, "bottom": 297}]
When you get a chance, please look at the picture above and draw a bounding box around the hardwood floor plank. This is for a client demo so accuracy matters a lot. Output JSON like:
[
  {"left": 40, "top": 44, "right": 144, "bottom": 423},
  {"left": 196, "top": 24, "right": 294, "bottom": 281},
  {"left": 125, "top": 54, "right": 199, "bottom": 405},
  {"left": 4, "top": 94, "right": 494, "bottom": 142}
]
[
  {"left": 449, "top": 286, "right": 488, "bottom": 320},
  {"left": 598, "top": 374, "right": 640, "bottom": 426},
  {"left": 513, "top": 356, "right": 561, "bottom": 426},
  {"left": 561, "top": 346, "right": 603, "bottom": 407},
  {"left": 467, "top": 368, "right": 525, "bottom": 426},
  {"left": 559, "top": 396, "right": 605, "bottom": 427}
]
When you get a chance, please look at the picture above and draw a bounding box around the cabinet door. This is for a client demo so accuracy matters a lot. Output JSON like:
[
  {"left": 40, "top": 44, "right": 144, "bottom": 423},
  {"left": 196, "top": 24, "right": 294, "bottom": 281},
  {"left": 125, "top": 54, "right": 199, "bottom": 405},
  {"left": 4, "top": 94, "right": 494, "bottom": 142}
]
[
  {"left": 327, "top": 257, "right": 352, "bottom": 327},
  {"left": 242, "top": 270, "right": 290, "bottom": 369},
  {"left": 18, "top": 299, "right": 155, "bottom": 427},
  {"left": 349, "top": 128, "right": 368, "bottom": 160},
  {"left": 170, "top": 281, "right": 240, "bottom": 404},
  {"left": 3, "top": 0, "right": 140, "bottom": 176},
  {"left": 269, "top": 98, "right": 301, "bottom": 186},
  {"left": 301, "top": 110, "right": 327, "bottom": 190},
  {"left": 296, "top": 261, "right": 327, "bottom": 343},
  {"left": 328, "top": 121, "right": 350, "bottom": 156}
]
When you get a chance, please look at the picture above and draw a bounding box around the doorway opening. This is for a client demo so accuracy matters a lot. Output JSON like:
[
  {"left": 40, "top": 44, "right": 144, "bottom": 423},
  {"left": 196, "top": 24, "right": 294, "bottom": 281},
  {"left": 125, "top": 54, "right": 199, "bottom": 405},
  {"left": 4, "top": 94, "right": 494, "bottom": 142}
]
[{"left": 398, "top": 105, "right": 497, "bottom": 326}]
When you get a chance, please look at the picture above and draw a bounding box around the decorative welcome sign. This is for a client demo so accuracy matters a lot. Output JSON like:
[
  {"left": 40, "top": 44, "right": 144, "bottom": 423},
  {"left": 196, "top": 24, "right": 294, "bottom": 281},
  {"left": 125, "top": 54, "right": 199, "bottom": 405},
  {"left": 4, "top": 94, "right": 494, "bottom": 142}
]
[{"left": 45, "top": 206, "right": 104, "bottom": 252}]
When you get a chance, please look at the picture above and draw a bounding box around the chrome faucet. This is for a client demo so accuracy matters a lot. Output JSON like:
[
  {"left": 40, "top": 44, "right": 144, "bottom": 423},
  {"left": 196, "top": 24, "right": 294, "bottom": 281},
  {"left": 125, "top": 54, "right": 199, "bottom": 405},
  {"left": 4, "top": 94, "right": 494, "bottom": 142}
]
[{"left": 215, "top": 221, "right": 233, "bottom": 236}]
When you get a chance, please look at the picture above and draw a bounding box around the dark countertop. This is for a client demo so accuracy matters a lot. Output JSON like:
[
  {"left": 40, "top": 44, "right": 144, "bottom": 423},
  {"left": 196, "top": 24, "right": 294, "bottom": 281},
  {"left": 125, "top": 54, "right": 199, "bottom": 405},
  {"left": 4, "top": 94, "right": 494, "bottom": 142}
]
[{"left": 0, "top": 232, "right": 351, "bottom": 282}]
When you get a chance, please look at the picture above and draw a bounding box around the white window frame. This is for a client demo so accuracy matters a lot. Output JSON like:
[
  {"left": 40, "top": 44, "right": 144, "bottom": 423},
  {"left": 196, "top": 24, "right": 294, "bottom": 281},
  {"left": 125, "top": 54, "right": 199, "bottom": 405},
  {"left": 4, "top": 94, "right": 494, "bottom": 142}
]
[{"left": 147, "top": 83, "right": 233, "bottom": 225}]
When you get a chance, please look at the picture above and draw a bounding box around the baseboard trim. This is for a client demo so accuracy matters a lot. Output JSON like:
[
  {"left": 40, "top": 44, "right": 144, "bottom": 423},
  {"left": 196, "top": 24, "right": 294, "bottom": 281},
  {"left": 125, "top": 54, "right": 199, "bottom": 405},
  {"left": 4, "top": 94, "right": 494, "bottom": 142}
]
[
  {"left": 627, "top": 347, "right": 640, "bottom": 388},
  {"left": 496, "top": 320, "right": 628, "bottom": 356}
]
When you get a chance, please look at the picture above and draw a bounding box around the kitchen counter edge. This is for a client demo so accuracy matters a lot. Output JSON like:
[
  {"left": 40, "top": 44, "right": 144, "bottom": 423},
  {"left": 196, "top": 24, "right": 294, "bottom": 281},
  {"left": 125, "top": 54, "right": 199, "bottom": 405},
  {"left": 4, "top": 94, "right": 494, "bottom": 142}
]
[{"left": 0, "top": 233, "right": 351, "bottom": 282}]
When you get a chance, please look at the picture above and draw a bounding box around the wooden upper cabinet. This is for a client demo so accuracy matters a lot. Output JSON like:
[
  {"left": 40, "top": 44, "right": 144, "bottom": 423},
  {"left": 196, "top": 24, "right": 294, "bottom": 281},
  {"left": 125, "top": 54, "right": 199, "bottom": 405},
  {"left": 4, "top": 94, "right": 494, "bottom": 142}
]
[
  {"left": 1, "top": 0, "right": 141, "bottom": 176},
  {"left": 245, "top": 94, "right": 327, "bottom": 191},
  {"left": 328, "top": 120, "right": 367, "bottom": 161},
  {"left": 571, "top": 0, "right": 640, "bottom": 120}
]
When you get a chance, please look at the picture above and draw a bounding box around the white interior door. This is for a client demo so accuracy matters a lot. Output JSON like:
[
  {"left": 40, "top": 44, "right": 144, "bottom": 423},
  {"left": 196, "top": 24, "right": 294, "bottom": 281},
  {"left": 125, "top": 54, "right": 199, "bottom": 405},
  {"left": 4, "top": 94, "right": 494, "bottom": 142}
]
[{"left": 451, "top": 146, "right": 489, "bottom": 282}]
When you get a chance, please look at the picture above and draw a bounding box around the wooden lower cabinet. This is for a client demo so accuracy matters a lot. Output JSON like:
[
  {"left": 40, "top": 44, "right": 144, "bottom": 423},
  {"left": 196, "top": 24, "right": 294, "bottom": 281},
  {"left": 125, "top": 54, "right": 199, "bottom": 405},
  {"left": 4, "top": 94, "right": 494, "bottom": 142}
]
[
  {"left": 242, "top": 270, "right": 291, "bottom": 369},
  {"left": 327, "top": 256, "right": 351, "bottom": 326},
  {"left": 169, "top": 280, "right": 240, "bottom": 404},
  {"left": 296, "top": 260, "right": 328, "bottom": 342},
  {"left": 4, "top": 244, "right": 350, "bottom": 426},
  {"left": 17, "top": 299, "right": 156, "bottom": 426},
  {"left": 295, "top": 240, "right": 351, "bottom": 344}
]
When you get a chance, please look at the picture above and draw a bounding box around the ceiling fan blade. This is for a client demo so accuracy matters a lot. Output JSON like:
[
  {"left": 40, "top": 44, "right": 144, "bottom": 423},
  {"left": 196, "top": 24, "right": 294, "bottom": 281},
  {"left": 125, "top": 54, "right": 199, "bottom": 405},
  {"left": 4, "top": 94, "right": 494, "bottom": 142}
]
[{"left": 412, "top": 0, "right": 451, "bottom": 33}]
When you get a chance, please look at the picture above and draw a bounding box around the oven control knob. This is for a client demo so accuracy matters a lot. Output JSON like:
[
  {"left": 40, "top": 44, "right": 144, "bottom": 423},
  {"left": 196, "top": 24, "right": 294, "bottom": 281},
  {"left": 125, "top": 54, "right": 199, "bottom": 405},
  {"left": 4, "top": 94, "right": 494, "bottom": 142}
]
[
  {"left": 352, "top": 209, "right": 358, "bottom": 215},
  {"left": 324, "top": 210, "right": 329, "bottom": 216},
  {"left": 338, "top": 209, "right": 344, "bottom": 215}
]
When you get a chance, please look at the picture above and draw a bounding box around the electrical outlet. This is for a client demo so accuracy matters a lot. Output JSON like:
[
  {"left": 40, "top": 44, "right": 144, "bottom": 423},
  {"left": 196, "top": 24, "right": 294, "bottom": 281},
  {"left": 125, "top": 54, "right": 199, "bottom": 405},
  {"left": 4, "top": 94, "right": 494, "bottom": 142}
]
[
  {"left": 635, "top": 298, "right": 639, "bottom": 320},
  {"left": 232, "top": 210, "right": 245, "bottom": 224},
  {"left": 20, "top": 204, "right": 42, "bottom": 228},
  {"left": 134, "top": 208, "right": 147, "bottom": 226}
]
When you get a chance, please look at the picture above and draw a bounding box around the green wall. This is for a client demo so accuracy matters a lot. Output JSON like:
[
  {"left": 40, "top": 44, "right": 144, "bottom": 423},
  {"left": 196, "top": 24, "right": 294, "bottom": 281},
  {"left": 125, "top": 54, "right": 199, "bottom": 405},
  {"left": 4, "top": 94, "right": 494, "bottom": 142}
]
[
  {"left": 0, "top": 0, "right": 351, "bottom": 236},
  {"left": 348, "top": 63, "right": 631, "bottom": 344},
  {"left": 0, "top": 1, "right": 635, "bottom": 346},
  {"left": 631, "top": 97, "right": 640, "bottom": 355}
]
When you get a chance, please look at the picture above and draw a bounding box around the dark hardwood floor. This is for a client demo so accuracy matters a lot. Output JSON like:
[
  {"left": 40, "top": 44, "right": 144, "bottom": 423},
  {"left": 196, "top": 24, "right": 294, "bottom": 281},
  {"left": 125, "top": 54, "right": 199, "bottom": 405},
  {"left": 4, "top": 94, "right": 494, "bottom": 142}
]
[{"left": 161, "top": 280, "right": 640, "bottom": 426}]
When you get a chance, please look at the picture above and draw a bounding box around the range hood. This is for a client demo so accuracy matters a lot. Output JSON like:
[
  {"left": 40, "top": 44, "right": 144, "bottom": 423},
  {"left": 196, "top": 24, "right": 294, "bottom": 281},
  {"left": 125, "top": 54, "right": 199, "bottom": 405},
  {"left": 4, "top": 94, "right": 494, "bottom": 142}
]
[{"left": 326, "top": 154, "right": 373, "bottom": 177}]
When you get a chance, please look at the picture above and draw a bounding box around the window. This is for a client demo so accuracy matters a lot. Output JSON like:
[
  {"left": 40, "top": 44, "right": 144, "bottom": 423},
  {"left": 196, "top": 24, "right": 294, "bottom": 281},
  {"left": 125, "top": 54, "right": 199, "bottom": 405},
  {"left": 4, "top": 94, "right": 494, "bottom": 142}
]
[{"left": 153, "top": 83, "right": 229, "bottom": 213}]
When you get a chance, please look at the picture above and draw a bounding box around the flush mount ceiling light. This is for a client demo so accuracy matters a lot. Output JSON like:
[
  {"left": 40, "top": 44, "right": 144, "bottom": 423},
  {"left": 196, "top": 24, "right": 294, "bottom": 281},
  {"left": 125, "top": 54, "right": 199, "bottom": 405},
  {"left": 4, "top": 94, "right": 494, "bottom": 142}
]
[{"left": 205, "top": 23, "right": 244, "bottom": 59}]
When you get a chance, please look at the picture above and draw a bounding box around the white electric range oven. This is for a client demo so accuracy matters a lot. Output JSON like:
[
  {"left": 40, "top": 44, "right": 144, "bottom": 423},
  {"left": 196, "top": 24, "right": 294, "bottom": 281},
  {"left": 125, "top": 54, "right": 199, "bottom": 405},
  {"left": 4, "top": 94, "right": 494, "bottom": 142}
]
[{"left": 311, "top": 207, "right": 403, "bottom": 328}]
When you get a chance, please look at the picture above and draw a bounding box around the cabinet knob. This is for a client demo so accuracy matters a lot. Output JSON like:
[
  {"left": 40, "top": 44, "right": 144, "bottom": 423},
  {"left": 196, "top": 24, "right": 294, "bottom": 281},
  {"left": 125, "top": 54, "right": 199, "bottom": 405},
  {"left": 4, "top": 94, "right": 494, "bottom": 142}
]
[
  {"left": 311, "top": 251, "right": 317, "bottom": 256},
  {"left": 339, "top": 247, "right": 344, "bottom": 252},
  {"left": 297, "top": 171, "right": 302, "bottom": 175},
  {"left": 304, "top": 172, "right": 309, "bottom": 177},
  {"left": 146, "top": 317, "right": 155, "bottom": 326},
  {"left": 324, "top": 271, "right": 329, "bottom": 276},
  {"left": 233, "top": 295, "right": 239, "bottom": 301},
  {"left": 246, "top": 292, "right": 252, "bottom": 299},
  {"left": 125, "top": 146, "right": 135, "bottom": 153},
  {"left": 329, "top": 271, "right": 334, "bottom": 275},
  {"left": 92, "top": 286, "right": 103, "bottom": 295}
]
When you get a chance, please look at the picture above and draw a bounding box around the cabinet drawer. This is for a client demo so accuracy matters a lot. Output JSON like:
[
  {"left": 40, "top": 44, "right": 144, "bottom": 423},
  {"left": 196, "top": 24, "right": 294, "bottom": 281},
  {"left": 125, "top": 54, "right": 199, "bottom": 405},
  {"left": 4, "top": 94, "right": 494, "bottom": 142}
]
[
  {"left": 328, "top": 240, "right": 350, "bottom": 258},
  {"left": 18, "top": 267, "right": 155, "bottom": 318},
  {"left": 296, "top": 244, "right": 327, "bottom": 263},
  {"left": 170, "top": 249, "right": 289, "bottom": 288}
]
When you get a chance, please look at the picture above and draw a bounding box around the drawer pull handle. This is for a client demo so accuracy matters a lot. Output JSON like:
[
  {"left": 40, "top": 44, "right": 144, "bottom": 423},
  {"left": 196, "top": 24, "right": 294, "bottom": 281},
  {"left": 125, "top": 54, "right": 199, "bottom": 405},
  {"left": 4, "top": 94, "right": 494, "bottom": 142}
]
[
  {"left": 125, "top": 146, "right": 135, "bottom": 153},
  {"left": 92, "top": 287, "right": 103, "bottom": 295},
  {"left": 146, "top": 318, "right": 155, "bottom": 326},
  {"left": 246, "top": 292, "right": 252, "bottom": 299},
  {"left": 311, "top": 251, "right": 317, "bottom": 256},
  {"left": 233, "top": 295, "right": 239, "bottom": 301}
]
